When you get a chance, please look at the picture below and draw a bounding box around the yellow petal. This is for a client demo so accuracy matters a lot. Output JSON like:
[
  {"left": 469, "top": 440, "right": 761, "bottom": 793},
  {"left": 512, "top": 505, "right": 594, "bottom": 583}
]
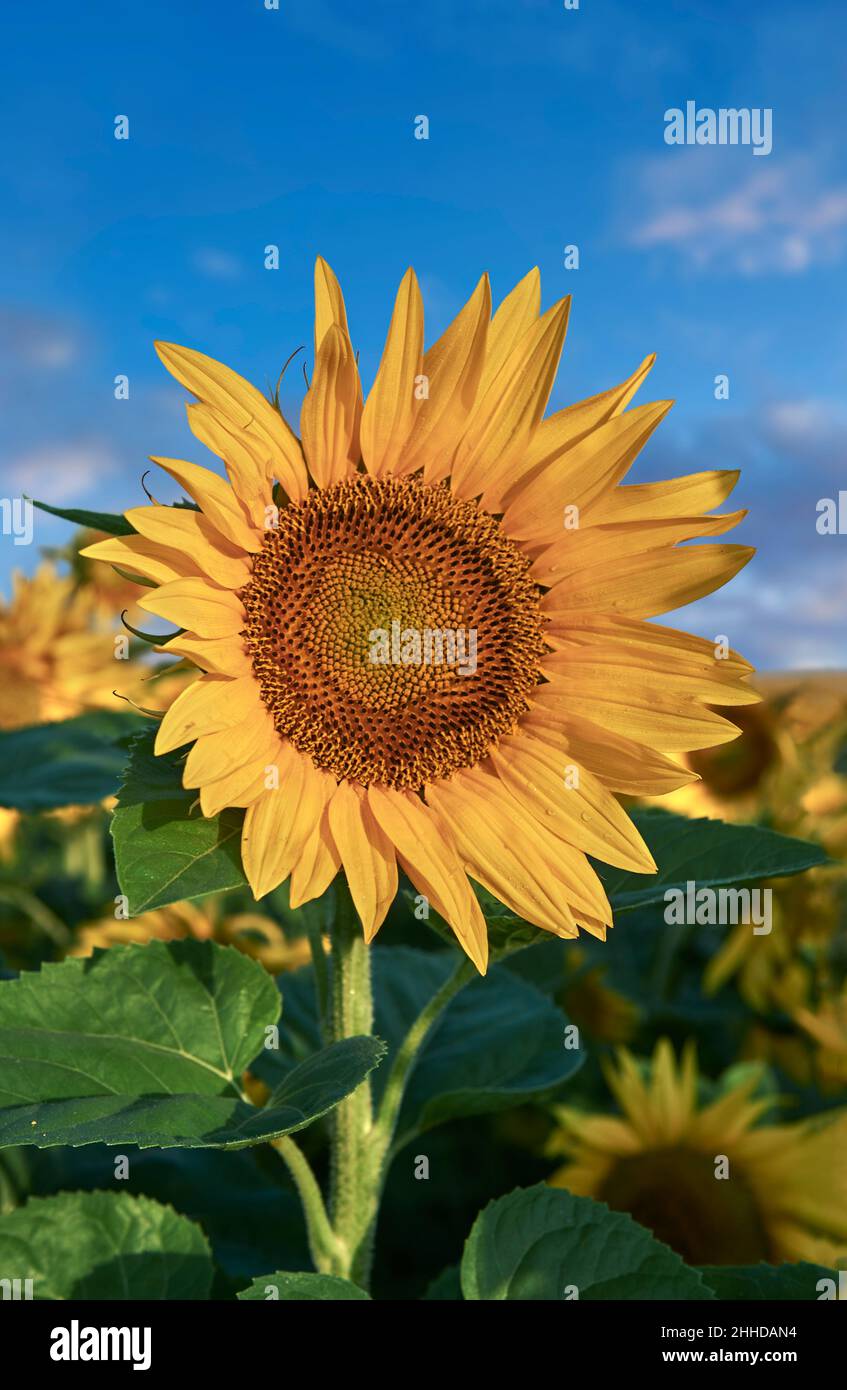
[
  {"left": 327, "top": 781, "right": 397, "bottom": 941},
  {"left": 300, "top": 325, "right": 360, "bottom": 487},
  {"left": 497, "top": 354, "right": 656, "bottom": 511},
  {"left": 199, "top": 758, "right": 273, "bottom": 816},
  {"left": 367, "top": 786, "right": 488, "bottom": 973},
  {"left": 290, "top": 808, "right": 341, "bottom": 909},
  {"left": 489, "top": 733, "right": 656, "bottom": 874},
  {"left": 399, "top": 273, "right": 490, "bottom": 482},
  {"left": 532, "top": 510, "right": 747, "bottom": 587},
  {"left": 502, "top": 399, "right": 673, "bottom": 542},
  {"left": 534, "top": 678, "right": 742, "bottom": 752},
  {"left": 241, "top": 746, "right": 335, "bottom": 899},
  {"left": 183, "top": 709, "right": 279, "bottom": 787},
  {"left": 80, "top": 535, "right": 197, "bottom": 586},
  {"left": 543, "top": 612, "right": 755, "bottom": 677},
  {"left": 524, "top": 699, "right": 696, "bottom": 795},
  {"left": 155, "top": 674, "right": 262, "bottom": 754},
  {"left": 314, "top": 256, "right": 352, "bottom": 352},
  {"left": 150, "top": 457, "right": 262, "bottom": 554},
  {"left": 477, "top": 267, "right": 541, "bottom": 398},
  {"left": 155, "top": 341, "right": 308, "bottom": 501},
  {"left": 125, "top": 505, "right": 252, "bottom": 588},
  {"left": 587, "top": 469, "right": 741, "bottom": 524},
  {"left": 428, "top": 768, "right": 581, "bottom": 938},
  {"left": 139, "top": 578, "right": 245, "bottom": 638},
  {"left": 156, "top": 633, "right": 251, "bottom": 677},
  {"left": 451, "top": 297, "right": 571, "bottom": 501},
  {"left": 186, "top": 402, "right": 272, "bottom": 527},
  {"left": 360, "top": 268, "right": 424, "bottom": 477},
  {"left": 542, "top": 648, "right": 760, "bottom": 710},
  {"left": 541, "top": 543, "right": 755, "bottom": 619}
]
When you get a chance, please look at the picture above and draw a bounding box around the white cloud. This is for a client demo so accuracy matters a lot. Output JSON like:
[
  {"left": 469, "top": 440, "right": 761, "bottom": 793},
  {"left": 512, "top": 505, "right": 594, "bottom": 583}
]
[
  {"left": 192, "top": 248, "right": 244, "bottom": 281},
  {"left": 629, "top": 155, "right": 847, "bottom": 275},
  {"left": 7, "top": 445, "right": 117, "bottom": 505}
]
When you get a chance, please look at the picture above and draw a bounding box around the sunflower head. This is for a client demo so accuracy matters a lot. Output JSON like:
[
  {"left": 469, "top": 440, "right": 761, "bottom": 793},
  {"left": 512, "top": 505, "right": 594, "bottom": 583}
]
[
  {"left": 83, "top": 258, "right": 759, "bottom": 972},
  {"left": 547, "top": 1039, "right": 847, "bottom": 1268}
]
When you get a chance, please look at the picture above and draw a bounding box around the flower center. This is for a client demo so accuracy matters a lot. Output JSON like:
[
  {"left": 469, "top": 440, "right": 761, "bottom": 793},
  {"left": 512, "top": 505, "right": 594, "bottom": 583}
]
[
  {"left": 241, "top": 475, "right": 546, "bottom": 788},
  {"left": 598, "top": 1147, "right": 772, "bottom": 1265}
]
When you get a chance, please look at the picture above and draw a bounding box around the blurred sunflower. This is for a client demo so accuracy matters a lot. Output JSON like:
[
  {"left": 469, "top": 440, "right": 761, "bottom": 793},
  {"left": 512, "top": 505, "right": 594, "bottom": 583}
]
[
  {"left": 547, "top": 1040, "right": 847, "bottom": 1267},
  {"left": 67, "top": 898, "right": 312, "bottom": 974},
  {"left": 84, "top": 260, "right": 758, "bottom": 971},
  {"left": 0, "top": 564, "right": 129, "bottom": 729}
]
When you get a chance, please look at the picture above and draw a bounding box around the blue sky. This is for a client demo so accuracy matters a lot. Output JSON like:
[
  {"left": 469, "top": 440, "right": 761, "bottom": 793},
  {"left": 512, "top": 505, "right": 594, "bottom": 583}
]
[{"left": 1, "top": 0, "right": 845, "bottom": 669}]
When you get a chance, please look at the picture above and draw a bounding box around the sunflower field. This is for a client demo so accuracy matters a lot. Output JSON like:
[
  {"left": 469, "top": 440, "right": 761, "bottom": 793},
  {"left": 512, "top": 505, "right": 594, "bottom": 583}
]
[{"left": 0, "top": 263, "right": 845, "bottom": 1320}]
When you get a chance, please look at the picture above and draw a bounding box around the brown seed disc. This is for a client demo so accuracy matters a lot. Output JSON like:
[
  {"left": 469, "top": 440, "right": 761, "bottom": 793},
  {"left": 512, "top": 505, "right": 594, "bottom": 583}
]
[{"left": 241, "top": 474, "right": 546, "bottom": 788}]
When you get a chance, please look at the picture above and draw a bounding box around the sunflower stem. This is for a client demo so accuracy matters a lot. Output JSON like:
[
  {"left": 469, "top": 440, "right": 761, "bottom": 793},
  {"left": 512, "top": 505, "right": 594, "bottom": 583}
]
[
  {"left": 327, "top": 876, "right": 375, "bottom": 1285},
  {"left": 272, "top": 1135, "right": 343, "bottom": 1275}
]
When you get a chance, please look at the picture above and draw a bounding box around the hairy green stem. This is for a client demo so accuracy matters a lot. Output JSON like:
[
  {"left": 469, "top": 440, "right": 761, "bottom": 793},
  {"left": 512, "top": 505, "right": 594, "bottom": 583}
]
[{"left": 272, "top": 1134, "right": 343, "bottom": 1274}]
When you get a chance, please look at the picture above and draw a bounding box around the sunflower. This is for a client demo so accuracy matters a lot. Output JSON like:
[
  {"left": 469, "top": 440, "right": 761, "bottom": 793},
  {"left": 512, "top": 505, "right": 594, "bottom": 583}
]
[
  {"left": 67, "top": 898, "right": 312, "bottom": 974},
  {"left": 83, "top": 260, "right": 758, "bottom": 972},
  {"left": 0, "top": 564, "right": 137, "bottom": 730},
  {"left": 547, "top": 1040, "right": 847, "bottom": 1267}
]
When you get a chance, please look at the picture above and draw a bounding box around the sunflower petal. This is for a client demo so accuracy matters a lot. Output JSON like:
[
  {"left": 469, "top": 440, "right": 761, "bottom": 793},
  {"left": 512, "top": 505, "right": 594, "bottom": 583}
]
[
  {"left": 367, "top": 786, "right": 488, "bottom": 973},
  {"left": 532, "top": 511, "right": 747, "bottom": 587},
  {"left": 156, "top": 633, "right": 251, "bottom": 677},
  {"left": 139, "top": 578, "right": 245, "bottom": 638},
  {"left": 301, "top": 324, "right": 360, "bottom": 487},
  {"left": 149, "top": 457, "right": 262, "bottom": 554},
  {"left": 290, "top": 808, "right": 341, "bottom": 908},
  {"left": 155, "top": 341, "right": 308, "bottom": 501},
  {"left": 542, "top": 543, "right": 755, "bottom": 619},
  {"left": 502, "top": 399, "right": 673, "bottom": 542},
  {"left": 328, "top": 781, "right": 397, "bottom": 941},
  {"left": 155, "top": 674, "right": 261, "bottom": 754},
  {"left": 125, "top": 505, "right": 252, "bottom": 588},
  {"left": 587, "top": 469, "right": 741, "bottom": 524},
  {"left": 80, "top": 535, "right": 197, "bottom": 587},
  {"left": 241, "top": 746, "right": 335, "bottom": 899},
  {"left": 489, "top": 734, "right": 656, "bottom": 874},
  {"left": 399, "top": 273, "right": 490, "bottom": 482},
  {"left": 186, "top": 402, "right": 272, "bottom": 527},
  {"left": 477, "top": 266, "right": 541, "bottom": 397},
  {"left": 451, "top": 297, "right": 571, "bottom": 501},
  {"left": 360, "top": 268, "right": 424, "bottom": 477}
]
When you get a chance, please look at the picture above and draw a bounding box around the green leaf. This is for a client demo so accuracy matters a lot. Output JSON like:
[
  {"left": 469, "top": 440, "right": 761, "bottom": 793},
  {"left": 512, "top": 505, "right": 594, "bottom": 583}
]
[
  {"left": 111, "top": 727, "right": 247, "bottom": 912},
  {"left": 256, "top": 948, "right": 583, "bottom": 1144},
  {"left": 461, "top": 1185, "right": 712, "bottom": 1300},
  {"left": 698, "top": 1262, "right": 840, "bottom": 1300},
  {"left": 0, "top": 1190, "right": 212, "bottom": 1298},
  {"left": 0, "top": 939, "right": 384, "bottom": 1149},
  {"left": 237, "top": 1271, "right": 370, "bottom": 1301},
  {"left": 0, "top": 712, "right": 144, "bottom": 811},
  {"left": 423, "top": 1264, "right": 463, "bottom": 1300},
  {"left": 601, "top": 809, "right": 828, "bottom": 913},
  {"left": 31, "top": 498, "right": 136, "bottom": 536}
]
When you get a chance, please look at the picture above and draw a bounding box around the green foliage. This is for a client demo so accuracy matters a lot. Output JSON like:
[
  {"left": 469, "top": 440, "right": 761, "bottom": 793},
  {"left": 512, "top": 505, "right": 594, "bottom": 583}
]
[
  {"left": 0, "top": 712, "right": 143, "bottom": 811},
  {"left": 255, "top": 947, "right": 583, "bottom": 1144},
  {"left": 0, "top": 1190, "right": 213, "bottom": 1298},
  {"left": 111, "top": 729, "right": 247, "bottom": 912},
  {"left": 237, "top": 1271, "right": 370, "bottom": 1300},
  {"left": 0, "top": 939, "right": 384, "bottom": 1149},
  {"left": 31, "top": 498, "right": 136, "bottom": 535},
  {"left": 600, "top": 808, "right": 828, "bottom": 911},
  {"left": 461, "top": 1184, "right": 712, "bottom": 1300},
  {"left": 698, "top": 1262, "right": 840, "bottom": 1300}
]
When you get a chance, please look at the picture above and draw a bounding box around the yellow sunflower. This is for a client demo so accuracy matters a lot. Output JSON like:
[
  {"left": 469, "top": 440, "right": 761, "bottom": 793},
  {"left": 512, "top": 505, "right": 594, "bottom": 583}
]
[
  {"left": 83, "top": 260, "right": 758, "bottom": 972},
  {"left": 547, "top": 1040, "right": 847, "bottom": 1267}
]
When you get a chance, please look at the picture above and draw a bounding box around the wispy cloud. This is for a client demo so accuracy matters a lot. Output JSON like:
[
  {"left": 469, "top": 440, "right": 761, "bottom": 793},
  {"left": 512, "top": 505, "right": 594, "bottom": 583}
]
[
  {"left": 629, "top": 155, "right": 847, "bottom": 275},
  {"left": 9, "top": 444, "right": 117, "bottom": 506}
]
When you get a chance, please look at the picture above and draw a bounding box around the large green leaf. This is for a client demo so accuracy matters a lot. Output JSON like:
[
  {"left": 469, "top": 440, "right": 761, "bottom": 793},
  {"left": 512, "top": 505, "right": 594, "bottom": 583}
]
[
  {"left": 257, "top": 948, "right": 583, "bottom": 1144},
  {"left": 461, "top": 1185, "right": 712, "bottom": 1300},
  {"left": 699, "top": 1262, "right": 841, "bottom": 1300},
  {"left": 31, "top": 498, "right": 136, "bottom": 536},
  {"left": 0, "top": 1190, "right": 212, "bottom": 1298},
  {"left": 111, "top": 728, "right": 247, "bottom": 912},
  {"left": 0, "top": 939, "right": 384, "bottom": 1149},
  {"left": 237, "top": 1271, "right": 370, "bottom": 1300},
  {"left": 601, "top": 809, "right": 828, "bottom": 912},
  {"left": 0, "top": 712, "right": 143, "bottom": 811}
]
